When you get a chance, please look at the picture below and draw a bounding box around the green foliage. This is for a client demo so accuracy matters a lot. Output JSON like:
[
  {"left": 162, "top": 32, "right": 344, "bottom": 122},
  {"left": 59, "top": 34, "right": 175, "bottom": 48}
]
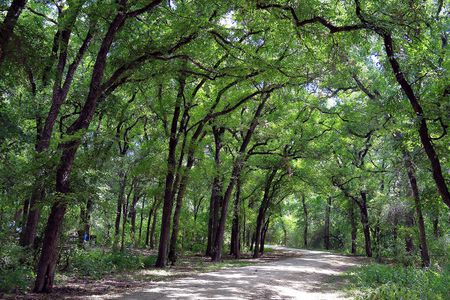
[
  {"left": 0, "top": 239, "right": 34, "bottom": 292},
  {"left": 345, "top": 264, "right": 450, "bottom": 300},
  {"left": 69, "top": 249, "right": 156, "bottom": 278}
]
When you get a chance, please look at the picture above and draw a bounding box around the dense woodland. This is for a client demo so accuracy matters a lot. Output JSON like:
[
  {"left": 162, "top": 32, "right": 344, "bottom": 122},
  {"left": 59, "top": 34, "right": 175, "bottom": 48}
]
[{"left": 0, "top": 0, "right": 449, "bottom": 298}]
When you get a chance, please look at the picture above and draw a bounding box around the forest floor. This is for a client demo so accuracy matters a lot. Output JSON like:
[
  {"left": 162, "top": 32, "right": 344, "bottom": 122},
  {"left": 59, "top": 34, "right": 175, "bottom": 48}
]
[
  {"left": 7, "top": 246, "right": 367, "bottom": 299},
  {"left": 114, "top": 246, "right": 367, "bottom": 300}
]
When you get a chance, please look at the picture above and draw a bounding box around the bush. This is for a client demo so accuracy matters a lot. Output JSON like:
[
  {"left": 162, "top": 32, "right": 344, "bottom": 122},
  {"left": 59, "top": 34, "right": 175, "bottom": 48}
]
[
  {"left": 345, "top": 263, "right": 450, "bottom": 300},
  {"left": 0, "top": 242, "right": 34, "bottom": 292},
  {"left": 69, "top": 248, "right": 156, "bottom": 278}
]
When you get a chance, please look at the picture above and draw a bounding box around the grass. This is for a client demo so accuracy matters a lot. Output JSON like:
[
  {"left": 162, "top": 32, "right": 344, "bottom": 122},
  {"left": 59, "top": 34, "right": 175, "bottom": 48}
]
[{"left": 343, "top": 263, "right": 450, "bottom": 300}]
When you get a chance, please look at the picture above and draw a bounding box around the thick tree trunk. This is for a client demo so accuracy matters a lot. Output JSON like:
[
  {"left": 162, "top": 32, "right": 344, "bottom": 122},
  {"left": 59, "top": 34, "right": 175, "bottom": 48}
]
[
  {"left": 359, "top": 191, "right": 372, "bottom": 257},
  {"left": 33, "top": 202, "right": 67, "bottom": 293},
  {"left": 404, "top": 151, "right": 430, "bottom": 267},
  {"left": 301, "top": 195, "right": 308, "bottom": 248},
  {"left": 168, "top": 164, "right": 192, "bottom": 264},
  {"left": 324, "top": 197, "right": 331, "bottom": 250},
  {"left": 260, "top": 217, "right": 269, "bottom": 255},
  {"left": 230, "top": 178, "right": 241, "bottom": 258},
  {"left": 213, "top": 95, "right": 270, "bottom": 262},
  {"left": 0, "top": 0, "right": 27, "bottom": 64},
  {"left": 206, "top": 127, "right": 224, "bottom": 257},
  {"left": 383, "top": 34, "right": 450, "bottom": 209}
]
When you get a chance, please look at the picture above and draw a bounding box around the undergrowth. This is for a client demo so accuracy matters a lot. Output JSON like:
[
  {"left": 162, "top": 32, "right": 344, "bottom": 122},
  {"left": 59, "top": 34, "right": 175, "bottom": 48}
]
[{"left": 344, "top": 263, "right": 450, "bottom": 300}]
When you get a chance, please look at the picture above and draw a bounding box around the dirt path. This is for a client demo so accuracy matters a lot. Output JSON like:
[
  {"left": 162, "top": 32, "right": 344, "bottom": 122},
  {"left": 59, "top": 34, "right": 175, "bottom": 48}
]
[{"left": 110, "top": 247, "right": 365, "bottom": 300}]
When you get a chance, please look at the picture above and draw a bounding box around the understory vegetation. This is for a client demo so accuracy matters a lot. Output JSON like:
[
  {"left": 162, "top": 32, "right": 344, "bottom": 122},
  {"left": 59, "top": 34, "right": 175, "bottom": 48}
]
[
  {"left": 345, "top": 263, "right": 450, "bottom": 300},
  {"left": 0, "top": 0, "right": 448, "bottom": 298}
]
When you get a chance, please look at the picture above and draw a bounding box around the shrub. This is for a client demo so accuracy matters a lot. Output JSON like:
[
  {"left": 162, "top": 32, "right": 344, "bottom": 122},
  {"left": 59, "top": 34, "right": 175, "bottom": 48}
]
[
  {"left": 345, "top": 263, "right": 450, "bottom": 300},
  {"left": 69, "top": 248, "right": 156, "bottom": 278},
  {"left": 0, "top": 242, "right": 34, "bottom": 292}
]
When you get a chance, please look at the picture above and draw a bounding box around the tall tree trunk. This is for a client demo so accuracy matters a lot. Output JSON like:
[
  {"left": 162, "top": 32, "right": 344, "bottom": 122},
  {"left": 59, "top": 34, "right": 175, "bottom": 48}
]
[
  {"left": 138, "top": 197, "right": 145, "bottom": 247},
  {"left": 206, "top": 127, "right": 224, "bottom": 257},
  {"left": 145, "top": 197, "right": 156, "bottom": 247},
  {"left": 301, "top": 195, "right": 308, "bottom": 248},
  {"left": 404, "top": 151, "right": 430, "bottom": 267},
  {"left": 150, "top": 199, "right": 161, "bottom": 250},
  {"left": 213, "top": 94, "right": 270, "bottom": 262},
  {"left": 114, "top": 170, "right": 127, "bottom": 248},
  {"left": 350, "top": 199, "right": 357, "bottom": 254},
  {"left": 324, "top": 197, "right": 331, "bottom": 250},
  {"left": 383, "top": 34, "right": 450, "bottom": 209},
  {"left": 168, "top": 163, "right": 192, "bottom": 264},
  {"left": 21, "top": 6, "right": 92, "bottom": 248},
  {"left": 260, "top": 217, "right": 270, "bottom": 255},
  {"left": 359, "top": 191, "right": 372, "bottom": 257},
  {"left": 230, "top": 177, "right": 241, "bottom": 258},
  {"left": 0, "top": 0, "right": 27, "bottom": 64},
  {"left": 253, "top": 169, "right": 277, "bottom": 258},
  {"left": 156, "top": 72, "right": 186, "bottom": 267},
  {"left": 33, "top": 6, "right": 131, "bottom": 291},
  {"left": 120, "top": 187, "right": 131, "bottom": 252},
  {"left": 129, "top": 187, "right": 140, "bottom": 247}
]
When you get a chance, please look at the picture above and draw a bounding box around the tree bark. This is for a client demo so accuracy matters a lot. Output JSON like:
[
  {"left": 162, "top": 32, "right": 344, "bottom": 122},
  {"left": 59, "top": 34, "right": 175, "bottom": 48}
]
[
  {"left": 114, "top": 170, "right": 127, "bottom": 248},
  {"left": 404, "top": 151, "right": 430, "bottom": 267},
  {"left": 253, "top": 169, "right": 277, "bottom": 258},
  {"left": 230, "top": 177, "right": 241, "bottom": 258},
  {"left": 156, "top": 72, "right": 186, "bottom": 267},
  {"left": 138, "top": 196, "right": 145, "bottom": 246},
  {"left": 21, "top": 6, "right": 92, "bottom": 248},
  {"left": 383, "top": 34, "right": 450, "bottom": 209},
  {"left": 324, "top": 197, "right": 331, "bottom": 250},
  {"left": 206, "top": 127, "right": 224, "bottom": 257},
  {"left": 260, "top": 217, "right": 270, "bottom": 255},
  {"left": 212, "top": 94, "right": 270, "bottom": 262},
  {"left": 301, "top": 195, "right": 308, "bottom": 248},
  {"left": 359, "top": 191, "right": 372, "bottom": 257},
  {"left": 20, "top": 184, "right": 44, "bottom": 247},
  {"left": 350, "top": 199, "right": 357, "bottom": 254},
  {"left": 33, "top": 4, "right": 132, "bottom": 291},
  {"left": 150, "top": 199, "right": 161, "bottom": 250}
]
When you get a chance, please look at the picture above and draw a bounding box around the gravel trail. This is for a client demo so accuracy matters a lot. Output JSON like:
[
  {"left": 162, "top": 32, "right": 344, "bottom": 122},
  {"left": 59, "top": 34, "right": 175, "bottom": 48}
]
[{"left": 112, "top": 246, "right": 364, "bottom": 300}]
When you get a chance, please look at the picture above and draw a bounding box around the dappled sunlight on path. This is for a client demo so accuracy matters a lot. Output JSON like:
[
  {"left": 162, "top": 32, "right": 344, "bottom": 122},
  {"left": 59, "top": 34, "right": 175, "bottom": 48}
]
[{"left": 106, "top": 247, "right": 365, "bottom": 300}]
